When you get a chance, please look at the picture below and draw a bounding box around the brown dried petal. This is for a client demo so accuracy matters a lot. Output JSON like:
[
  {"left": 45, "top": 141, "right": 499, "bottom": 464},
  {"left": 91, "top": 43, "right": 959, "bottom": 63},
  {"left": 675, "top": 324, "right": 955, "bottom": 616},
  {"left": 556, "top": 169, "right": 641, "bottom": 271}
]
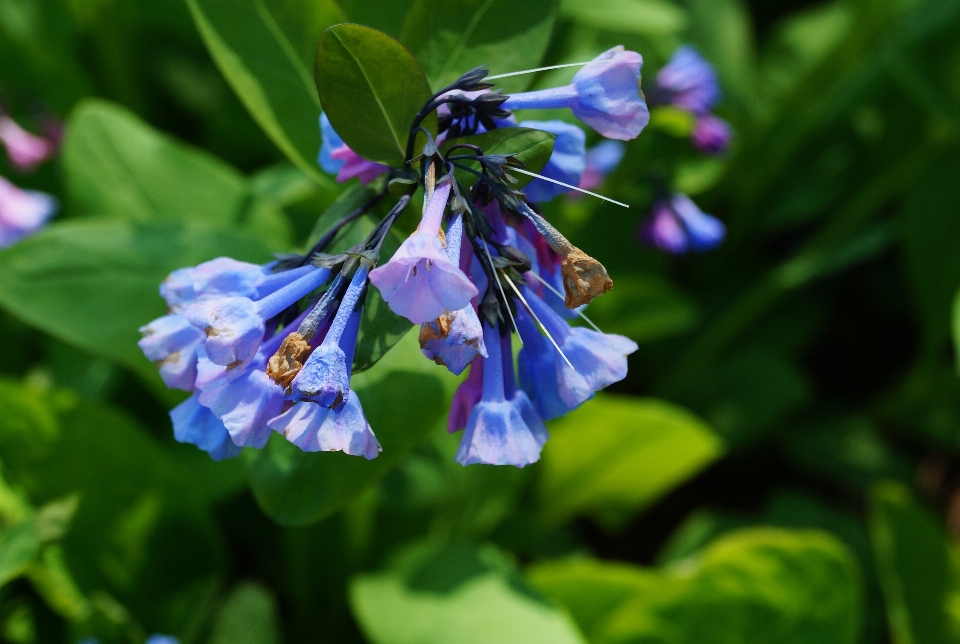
[
  {"left": 266, "top": 333, "right": 312, "bottom": 389},
  {"left": 418, "top": 312, "right": 454, "bottom": 347},
  {"left": 560, "top": 248, "right": 613, "bottom": 308}
]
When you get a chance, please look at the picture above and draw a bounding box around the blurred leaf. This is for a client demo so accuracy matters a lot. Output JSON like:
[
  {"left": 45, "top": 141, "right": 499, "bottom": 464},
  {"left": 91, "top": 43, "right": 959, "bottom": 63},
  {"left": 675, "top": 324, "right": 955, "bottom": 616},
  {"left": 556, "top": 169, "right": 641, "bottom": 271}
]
[
  {"left": 0, "top": 220, "right": 272, "bottom": 381},
  {"left": 184, "top": 0, "right": 332, "bottom": 184},
  {"left": 33, "top": 495, "right": 80, "bottom": 543},
  {"left": 683, "top": 349, "right": 809, "bottom": 446},
  {"left": 582, "top": 274, "right": 698, "bottom": 343},
  {"left": 684, "top": 0, "right": 756, "bottom": 110},
  {"left": 315, "top": 23, "right": 436, "bottom": 166},
  {"left": 538, "top": 395, "right": 723, "bottom": 529},
  {"left": 261, "top": 0, "right": 346, "bottom": 68},
  {"left": 401, "top": 0, "right": 558, "bottom": 93},
  {"left": 62, "top": 100, "right": 292, "bottom": 249},
  {"left": 440, "top": 127, "right": 556, "bottom": 189},
  {"left": 350, "top": 543, "right": 586, "bottom": 644},
  {"left": 0, "top": 521, "right": 39, "bottom": 587},
  {"left": 527, "top": 559, "right": 657, "bottom": 639},
  {"left": 902, "top": 151, "right": 960, "bottom": 347},
  {"left": 648, "top": 106, "right": 696, "bottom": 138},
  {"left": 533, "top": 528, "right": 862, "bottom": 644},
  {"left": 209, "top": 583, "right": 281, "bottom": 644},
  {"left": 251, "top": 164, "right": 322, "bottom": 208},
  {"left": 560, "top": 0, "right": 687, "bottom": 37},
  {"left": 26, "top": 545, "right": 89, "bottom": 621},
  {"left": 869, "top": 482, "right": 960, "bottom": 644},
  {"left": 248, "top": 331, "right": 450, "bottom": 525},
  {"left": 339, "top": 0, "right": 414, "bottom": 36}
]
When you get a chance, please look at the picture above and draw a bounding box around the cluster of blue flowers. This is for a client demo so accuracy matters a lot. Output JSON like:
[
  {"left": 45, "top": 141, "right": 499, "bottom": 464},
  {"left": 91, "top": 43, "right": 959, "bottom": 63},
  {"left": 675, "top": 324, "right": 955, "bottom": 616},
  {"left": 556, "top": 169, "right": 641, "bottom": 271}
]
[
  {"left": 640, "top": 46, "right": 731, "bottom": 254},
  {"left": 142, "top": 46, "right": 651, "bottom": 467}
]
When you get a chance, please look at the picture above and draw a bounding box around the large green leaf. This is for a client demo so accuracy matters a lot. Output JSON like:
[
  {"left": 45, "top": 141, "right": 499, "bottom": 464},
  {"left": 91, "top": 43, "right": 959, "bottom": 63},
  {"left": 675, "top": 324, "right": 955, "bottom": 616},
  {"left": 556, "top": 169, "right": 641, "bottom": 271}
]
[
  {"left": 261, "top": 0, "right": 346, "bottom": 69},
  {"left": 209, "top": 583, "right": 281, "bottom": 644},
  {"left": 531, "top": 529, "right": 863, "bottom": 644},
  {"left": 351, "top": 543, "right": 586, "bottom": 644},
  {"left": 559, "top": 0, "right": 688, "bottom": 37},
  {"left": 184, "top": 0, "right": 332, "bottom": 184},
  {"left": 401, "top": 0, "right": 558, "bottom": 93},
  {"left": 538, "top": 395, "right": 724, "bottom": 528},
  {"left": 315, "top": 23, "right": 436, "bottom": 166},
  {"left": 61, "top": 100, "right": 292, "bottom": 249},
  {"left": 868, "top": 482, "right": 960, "bottom": 644},
  {"left": 248, "top": 330, "right": 450, "bottom": 525},
  {"left": 0, "top": 220, "right": 272, "bottom": 380},
  {"left": 0, "top": 520, "right": 39, "bottom": 587},
  {"left": 440, "top": 127, "right": 556, "bottom": 189}
]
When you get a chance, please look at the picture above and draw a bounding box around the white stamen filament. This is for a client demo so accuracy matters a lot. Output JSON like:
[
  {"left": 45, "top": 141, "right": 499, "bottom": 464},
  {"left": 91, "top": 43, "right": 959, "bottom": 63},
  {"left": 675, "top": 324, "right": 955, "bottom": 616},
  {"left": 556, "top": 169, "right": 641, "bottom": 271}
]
[
  {"left": 527, "top": 270, "right": 602, "bottom": 333},
  {"left": 504, "top": 275, "right": 575, "bottom": 371},
  {"left": 486, "top": 61, "right": 593, "bottom": 81},
  {"left": 481, "top": 241, "right": 522, "bottom": 345},
  {"left": 510, "top": 168, "right": 630, "bottom": 208}
]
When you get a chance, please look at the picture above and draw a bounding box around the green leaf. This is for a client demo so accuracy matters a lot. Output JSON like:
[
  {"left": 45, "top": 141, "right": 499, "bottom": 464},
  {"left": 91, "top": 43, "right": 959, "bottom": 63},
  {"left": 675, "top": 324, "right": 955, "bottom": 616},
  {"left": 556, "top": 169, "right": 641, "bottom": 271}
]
[
  {"left": 559, "top": 0, "right": 688, "bottom": 37},
  {"left": 261, "top": 0, "right": 346, "bottom": 69},
  {"left": 209, "top": 583, "right": 281, "bottom": 644},
  {"left": 401, "top": 0, "right": 558, "bottom": 93},
  {"left": 0, "top": 219, "right": 272, "bottom": 381},
  {"left": 184, "top": 0, "right": 332, "bottom": 184},
  {"left": 350, "top": 543, "right": 587, "bottom": 644},
  {"left": 537, "top": 395, "right": 724, "bottom": 528},
  {"left": 339, "top": 0, "right": 414, "bottom": 36},
  {"left": 532, "top": 529, "right": 863, "bottom": 644},
  {"left": 902, "top": 152, "right": 960, "bottom": 347},
  {"left": 869, "top": 482, "right": 960, "bottom": 644},
  {"left": 61, "top": 99, "right": 293, "bottom": 250},
  {"left": 440, "top": 127, "right": 556, "bottom": 189},
  {"left": 248, "top": 331, "right": 449, "bottom": 525},
  {"left": 315, "top": 23, "right": 436, "bottom": 166},
  {"left": 0, "top": 520, "right": 40, "bottom": 587}
]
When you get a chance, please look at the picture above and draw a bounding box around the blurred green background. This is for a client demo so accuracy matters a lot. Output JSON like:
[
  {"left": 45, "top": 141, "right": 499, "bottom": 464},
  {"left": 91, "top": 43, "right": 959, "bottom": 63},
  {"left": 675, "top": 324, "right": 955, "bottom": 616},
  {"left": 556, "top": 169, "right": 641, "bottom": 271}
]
[{"left": 2, "top": 0, "right": 960, "bottom": 642}]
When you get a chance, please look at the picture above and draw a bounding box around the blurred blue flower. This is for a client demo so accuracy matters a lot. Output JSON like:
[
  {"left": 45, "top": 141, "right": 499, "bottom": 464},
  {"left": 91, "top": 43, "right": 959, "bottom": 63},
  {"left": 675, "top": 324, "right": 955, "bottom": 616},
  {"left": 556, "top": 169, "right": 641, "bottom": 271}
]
[
  {"left": 692, "top": 113, "right": 733, "bottom": 155},
  {"left": 655, "top": 45, "right": 720, "bottom": 116},
  {"left": 640, "top": 193, "right": 726, "bottom": 254},
  {"left": 0, "top": 175, "right": 56, "bottom": 248}
]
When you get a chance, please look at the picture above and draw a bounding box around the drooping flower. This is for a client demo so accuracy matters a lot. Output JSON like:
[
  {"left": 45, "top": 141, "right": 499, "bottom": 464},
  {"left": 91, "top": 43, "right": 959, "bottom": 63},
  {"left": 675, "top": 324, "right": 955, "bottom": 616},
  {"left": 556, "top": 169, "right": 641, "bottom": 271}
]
[
  {"left": 692, "top": 113, "right": 733, "bottom": 155},
  {"left": 419, "top": 212, "right": 487, "bottom": 374},
  {"left": 369, "top": 179, "right": 477, "bottom": 323},
  {"left": 455, "top": 322, "right": 545, "bottom": 467},
  {"left": 184, "top": 266, "right": 330, "bottom": 368},
  {"left": 0, "top": 175, "right": 57, "bottom": 247},
  {"left": 640, "top": 193, "right": 725, "bottom": 254},
  {"left": 0, "top": 114, "right": 57, "bottom": 172},
  {"left": 517, "top": 284, "right": 637, "bottom": 417},
  {"left": 654, "top": 45, "right": 720, "bottom": 116},
  {"left": 197, "top": 356, "right": 285, "bottom": 449},
  {"left": 138, "top": 314, "right": 206, "bottom": 391},
  {"left": 503, "top": 46, "right": 649, "bottom": 140},
  {"left": 518, "top": 120, "right": 587, "bottom": 202},
  {"left": 269, "top": 394, "right": 380, "bottom": 458},
  {"left": 170, "top": 394, "right": 242, "bottom": 462},
  {"left": 578, "top": 140, "right": 626, "bottom": 192}
]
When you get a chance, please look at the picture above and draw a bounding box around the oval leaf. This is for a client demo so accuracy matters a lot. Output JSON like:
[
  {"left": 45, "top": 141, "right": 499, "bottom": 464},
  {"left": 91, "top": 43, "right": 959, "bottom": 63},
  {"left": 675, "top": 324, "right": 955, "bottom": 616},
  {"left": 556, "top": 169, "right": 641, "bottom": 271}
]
[{"left": 315, "top": 23, "right": 436, "bottom": 166}]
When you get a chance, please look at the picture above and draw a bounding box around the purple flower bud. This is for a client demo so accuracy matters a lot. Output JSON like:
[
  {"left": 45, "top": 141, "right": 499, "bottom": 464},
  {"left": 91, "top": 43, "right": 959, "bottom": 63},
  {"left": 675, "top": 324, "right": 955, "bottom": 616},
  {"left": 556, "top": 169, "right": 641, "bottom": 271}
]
[
  {"left": 655, "top": 45, "right": 720, "bottom": 116},
  {"left": 170, "top": 394, "right": 242, "bottom": 461},
  {"left": 0, "top": 115, "right": 57, "bottom": 172},
  {"left": 640, "top": 193, "right": 725, "bottom": 254},
  {"left": 369, "top": 181, "right": 478, "bottom": 323},
  {"left": 692, "top": 113, "right": 733, "bottom": 155},
  {"left": 517, "top": 120, "right": 586, "bottom": 202},
  {"left": 269, "top": 395, "right": 381, "bottom": 459},
  {"left": 503, "top": 46, "right": 649, "bottom": 140},
  {"left": 0, "top": 176, "right": 56, "bottom": 248}
]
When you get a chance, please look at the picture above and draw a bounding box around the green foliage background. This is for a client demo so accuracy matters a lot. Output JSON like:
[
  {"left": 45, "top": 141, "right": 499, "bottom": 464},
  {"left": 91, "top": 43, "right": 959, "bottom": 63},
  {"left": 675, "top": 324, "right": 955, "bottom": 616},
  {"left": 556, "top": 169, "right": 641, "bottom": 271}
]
[{"left": 1, "top": 0, "right": 960, "bottom": 642}]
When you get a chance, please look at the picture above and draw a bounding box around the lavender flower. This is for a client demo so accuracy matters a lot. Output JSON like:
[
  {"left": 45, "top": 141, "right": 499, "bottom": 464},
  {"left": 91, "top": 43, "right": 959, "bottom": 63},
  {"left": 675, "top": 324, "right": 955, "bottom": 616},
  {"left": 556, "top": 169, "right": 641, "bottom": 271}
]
[
  {"left": 692, "top": 113, "right": 733, "bottom": 155},
  {"left": 319, "top": 112, "right": 389, "bottom": 183},
  {"left": 369, "top": 180, "right": 477, "bottom": 323},
  {"left": 654, "top": 45, "right": 720, "bottom": 116},
  {"left": 503, "top": 47, "right": 649, "bottom": 140}
]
